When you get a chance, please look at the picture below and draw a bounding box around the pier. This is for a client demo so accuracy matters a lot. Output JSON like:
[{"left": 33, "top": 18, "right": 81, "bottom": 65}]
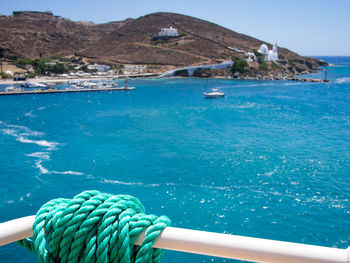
[
  {"left": 0, "top": 73, "right": 159, "bottom": 85},
  {"left": 0, "top": 87, "right": 134, "bottom": 96}
]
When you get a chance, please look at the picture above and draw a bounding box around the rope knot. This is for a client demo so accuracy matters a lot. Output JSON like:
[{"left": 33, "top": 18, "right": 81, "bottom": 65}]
[{"left": 17, "top": 190, "right": 171, "bottom": 263}]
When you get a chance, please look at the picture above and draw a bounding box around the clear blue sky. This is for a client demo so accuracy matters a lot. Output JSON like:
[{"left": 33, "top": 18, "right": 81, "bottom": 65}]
[{"left": 2, "top": 0, "right": 349, "bottom": 56}]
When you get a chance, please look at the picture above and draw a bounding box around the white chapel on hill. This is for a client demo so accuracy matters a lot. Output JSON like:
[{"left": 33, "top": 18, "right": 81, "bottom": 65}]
[{"left": 258, "top": 42, "right": 279, "bottom": 61}]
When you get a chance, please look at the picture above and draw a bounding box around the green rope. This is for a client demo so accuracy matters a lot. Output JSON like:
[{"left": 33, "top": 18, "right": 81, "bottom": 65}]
[{"left": 17, "top": 190, "right": 171, "bottom": 263}]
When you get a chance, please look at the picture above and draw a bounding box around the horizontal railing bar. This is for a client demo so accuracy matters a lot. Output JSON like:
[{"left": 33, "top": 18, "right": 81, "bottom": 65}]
[
  {"left": 0, "top": 216, "right": 35, "bottom": 246},
  {"left": 1, "top": 216, "right": 349, "bottom": 263}
]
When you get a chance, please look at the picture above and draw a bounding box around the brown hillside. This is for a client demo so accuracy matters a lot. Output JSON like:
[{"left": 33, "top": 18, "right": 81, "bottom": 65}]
[{"left": 0, "top": 11, "right": 325, "bottom": 69}]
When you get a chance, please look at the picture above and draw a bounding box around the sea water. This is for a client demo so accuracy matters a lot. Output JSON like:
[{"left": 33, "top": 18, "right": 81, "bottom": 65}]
[{"left": 1, "top": 57, "right": 350, "bottom": 262}]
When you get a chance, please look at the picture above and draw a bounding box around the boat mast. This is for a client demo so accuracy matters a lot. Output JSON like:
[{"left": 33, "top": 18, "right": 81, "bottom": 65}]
[{"left": 324, "top": 68, "right": 328, "bottom": 81}]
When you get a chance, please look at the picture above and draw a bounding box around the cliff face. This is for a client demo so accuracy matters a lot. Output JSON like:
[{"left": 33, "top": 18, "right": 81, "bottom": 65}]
[{"left": 0, "top": 11, "right": 326, "bottom": 72}]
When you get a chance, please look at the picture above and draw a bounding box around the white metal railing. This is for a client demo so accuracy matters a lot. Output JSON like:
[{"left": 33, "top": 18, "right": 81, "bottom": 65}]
[{"left": 0, "top": 216, "right": 349, "bottom": 263}]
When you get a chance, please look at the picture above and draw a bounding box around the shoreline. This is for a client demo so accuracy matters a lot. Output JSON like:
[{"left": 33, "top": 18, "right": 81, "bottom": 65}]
[
  {"left": 0, "top": 71, "right": 329, "bottom": 86},
  {"left": 0, "top": 73, "right": 160, "bottom": 85}
]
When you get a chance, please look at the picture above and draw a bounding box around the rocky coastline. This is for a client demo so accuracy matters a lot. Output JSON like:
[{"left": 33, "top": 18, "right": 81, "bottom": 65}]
[{"left": 172, "top": 58, "right": 329, "bottom": 82}]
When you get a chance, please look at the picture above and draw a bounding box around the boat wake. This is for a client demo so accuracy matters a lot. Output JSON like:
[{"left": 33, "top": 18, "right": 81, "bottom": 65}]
[
  {"left": 24, "top": 111, "right": 37, "bottom": 118},
  {"left": 230, "top": 102, "right": 257, "bottom": 109},
  {"left": 0, "top": 122, "right": 83, "bottom": 175},
  {"left": 26, "top": 152, "right": 83, "bottom": 175},
  {"left": 102, "top": 178, "right": 230, "bottom": 191},
  {"left": 1, "top": 124, "right": 57, "bottom": 149},
  {"left": 335, "top": 77, "right": 350, "bottom": 84},
  {"left": 103, "top": 179, "right": 160, "bottom": 187}
]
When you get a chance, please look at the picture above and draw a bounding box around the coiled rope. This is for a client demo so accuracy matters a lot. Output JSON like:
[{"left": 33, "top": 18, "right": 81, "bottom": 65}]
[{"left": 17, "top": 190, "right": 171, "bottom": 263}]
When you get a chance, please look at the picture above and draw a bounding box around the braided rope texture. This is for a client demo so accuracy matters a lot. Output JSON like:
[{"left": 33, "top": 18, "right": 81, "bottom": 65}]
[{"left": 17, "top": 190, "right": 171, "bottom": 263}]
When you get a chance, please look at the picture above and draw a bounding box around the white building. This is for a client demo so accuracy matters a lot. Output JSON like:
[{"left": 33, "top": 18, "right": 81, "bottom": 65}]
[
  {"left": 245, "top": 52, "right": 257, "bottom": 62},
  {"left": 123, "top": 64, "right": 147, "bottom": 74},
  {"left": 4, "top": 70, "right": 14, "bottom": 78},
  {"left": 158, "top": 27, "right": 179, "bottom": 37},
  {"left": 258, "top": 42, "right": 278, "bottom": 61},
  {"left": 87, "top": 64, "right": 110, "bottom": 72}
]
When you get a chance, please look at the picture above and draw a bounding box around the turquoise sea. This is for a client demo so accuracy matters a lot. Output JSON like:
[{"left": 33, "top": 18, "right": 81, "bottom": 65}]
[{"left": 1, "top": 56, "right": 350, "bottom": 262}]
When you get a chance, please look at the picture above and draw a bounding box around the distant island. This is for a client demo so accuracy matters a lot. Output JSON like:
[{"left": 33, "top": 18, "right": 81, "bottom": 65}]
[{"left": 0, "top": 11, "right": 328, "bottom": 80}]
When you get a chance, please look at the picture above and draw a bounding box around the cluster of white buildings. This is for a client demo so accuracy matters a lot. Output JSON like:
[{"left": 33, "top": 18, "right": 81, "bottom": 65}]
[
  {"left": 229, "top": 42, "right": 279, "bottom": 63},
  {"left": 87, "top": 64, "right": 111, "bottom": 72},
  {"left": 123, "top": 64, "right": 147, "bottom": 75}
]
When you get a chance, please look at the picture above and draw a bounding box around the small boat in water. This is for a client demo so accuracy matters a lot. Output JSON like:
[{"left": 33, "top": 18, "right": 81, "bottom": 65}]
[
  {"left": 203, "top": 74, "right": 224, "bottom": 98},
  {"left": 96, "top": 80, "right": 117, "bottom": 89},
  {"left": 203, "top": 88, "right": 225, "bottom": 98}
]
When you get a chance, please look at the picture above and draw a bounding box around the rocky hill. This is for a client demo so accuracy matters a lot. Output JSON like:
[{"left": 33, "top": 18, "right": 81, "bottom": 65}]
[{"left": 0, "top": 11, "right": 326, "bottom": 75}]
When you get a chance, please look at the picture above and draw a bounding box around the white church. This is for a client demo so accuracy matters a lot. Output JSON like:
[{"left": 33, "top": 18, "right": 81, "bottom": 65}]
[{"left": 258, "top": 42, "right": 279, "bottom": 61}]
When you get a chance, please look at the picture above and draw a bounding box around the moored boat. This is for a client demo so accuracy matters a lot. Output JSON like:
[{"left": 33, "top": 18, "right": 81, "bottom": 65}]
[
  {"left": 22, "top": 81, "right": 48, "bottom": 88},
  {"left": 5, "top": 86, "right": 23, "bottom": 92},
  {"left": 203, "top": 88, "right": 225, "bottom": 98}
]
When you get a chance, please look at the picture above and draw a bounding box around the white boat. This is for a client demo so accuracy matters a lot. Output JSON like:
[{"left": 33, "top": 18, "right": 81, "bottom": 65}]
[
  {"left": 87, "top": 82, "right": 98, "bottom": 88},
  {"left": 70, "top": 84, "right": 79, "bottom": 89},
  {"left": 203, "top": 88, "right": 225, "bottom": 98},
  {"left": 105, "top": 81, "right": 118, "bottom": 88},
  {"left": 23, "top": 81, "right": 48, "bottom": 88},
  {"left": 97, "top": 80, "right": 117, "bottom": 89},
  {"left": 5, "top": 86, "right": 23, "bottom": 92}
]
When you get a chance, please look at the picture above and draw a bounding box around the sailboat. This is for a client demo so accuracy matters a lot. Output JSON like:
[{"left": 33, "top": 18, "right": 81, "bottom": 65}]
[
  {"left": 203, "top": 74, "right": 224, "bottom": 98},
  {"left": 203, "top": 88, "right": 225, "bottom": 98},
  {"left": 324, "top": 68, "right": 330, "bottom": 82}
]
